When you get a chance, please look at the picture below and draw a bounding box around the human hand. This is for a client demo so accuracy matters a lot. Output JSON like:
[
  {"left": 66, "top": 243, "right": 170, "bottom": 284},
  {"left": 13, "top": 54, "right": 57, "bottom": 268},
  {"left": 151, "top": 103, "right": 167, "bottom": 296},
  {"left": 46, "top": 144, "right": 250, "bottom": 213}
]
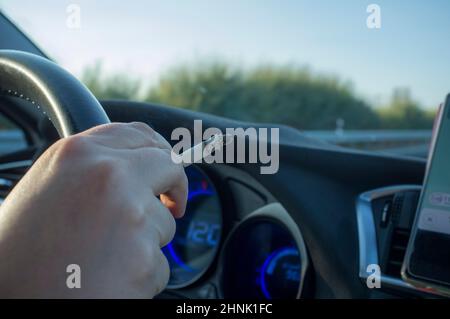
[{"left": 0, "top": 122, "right": 187, "bottom": 298}]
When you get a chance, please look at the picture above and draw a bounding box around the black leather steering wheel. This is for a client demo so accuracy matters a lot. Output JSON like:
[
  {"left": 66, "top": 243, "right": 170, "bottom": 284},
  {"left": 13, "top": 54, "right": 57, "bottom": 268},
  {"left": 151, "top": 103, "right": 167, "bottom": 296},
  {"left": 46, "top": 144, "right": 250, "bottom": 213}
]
[{"left": 0, "top": 50, "right": 110, "bottom": 137}]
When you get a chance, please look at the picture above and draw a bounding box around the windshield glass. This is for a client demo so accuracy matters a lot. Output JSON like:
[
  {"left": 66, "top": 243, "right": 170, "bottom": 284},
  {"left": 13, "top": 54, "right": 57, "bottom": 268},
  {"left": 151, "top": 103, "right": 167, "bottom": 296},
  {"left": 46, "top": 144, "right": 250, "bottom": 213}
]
[{"left": 2, "top": 0, "right": 449, "bottom": 157}]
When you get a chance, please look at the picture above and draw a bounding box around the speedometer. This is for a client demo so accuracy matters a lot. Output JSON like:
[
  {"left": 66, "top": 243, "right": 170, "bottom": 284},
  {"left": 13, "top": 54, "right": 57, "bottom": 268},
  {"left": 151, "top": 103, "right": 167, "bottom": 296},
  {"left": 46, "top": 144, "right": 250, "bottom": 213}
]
[{"left": 162, "top": 165, "right": 222, "bottom": 288}]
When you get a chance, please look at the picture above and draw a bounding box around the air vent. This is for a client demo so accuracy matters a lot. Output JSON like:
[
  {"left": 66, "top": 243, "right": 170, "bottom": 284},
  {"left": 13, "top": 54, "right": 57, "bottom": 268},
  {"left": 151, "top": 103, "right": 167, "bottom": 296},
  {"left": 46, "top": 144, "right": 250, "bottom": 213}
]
[
  {"left": 390, "top": 193, "right": 404, "bottom": 224},
  {"left": 385, "top": 228, "right": 410, "bottom": 276},
  {"left": 0, "top": 160, "right": 32, "bottom": 200},
  {"left": 357, "top": 185, "right": 427, "bottom": 295},
  {"left": 0, "top": 177, "right": 14, "bottom": 196}
]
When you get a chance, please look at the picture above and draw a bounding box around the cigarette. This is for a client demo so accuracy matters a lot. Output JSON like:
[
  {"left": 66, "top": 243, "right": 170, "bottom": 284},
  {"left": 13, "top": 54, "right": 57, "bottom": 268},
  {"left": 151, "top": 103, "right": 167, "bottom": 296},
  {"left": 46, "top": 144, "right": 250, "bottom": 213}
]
[{"left": 172, "top": 134, "right": 232, "bottom": 167}]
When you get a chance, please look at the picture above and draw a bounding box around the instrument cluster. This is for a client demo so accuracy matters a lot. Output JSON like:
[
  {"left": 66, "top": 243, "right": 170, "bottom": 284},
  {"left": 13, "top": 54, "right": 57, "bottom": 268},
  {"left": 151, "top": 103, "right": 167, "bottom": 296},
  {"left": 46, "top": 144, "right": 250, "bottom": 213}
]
[{"left": 162, "top": 165, "right": 309, "bottom": 298}]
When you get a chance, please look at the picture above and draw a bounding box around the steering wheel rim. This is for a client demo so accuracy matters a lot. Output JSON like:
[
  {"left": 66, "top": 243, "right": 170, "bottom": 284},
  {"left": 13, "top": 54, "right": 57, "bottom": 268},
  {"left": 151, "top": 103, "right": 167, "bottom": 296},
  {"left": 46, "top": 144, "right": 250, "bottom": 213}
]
[{"left": 0, "top": 50, "right": 110, "bottom": 137}]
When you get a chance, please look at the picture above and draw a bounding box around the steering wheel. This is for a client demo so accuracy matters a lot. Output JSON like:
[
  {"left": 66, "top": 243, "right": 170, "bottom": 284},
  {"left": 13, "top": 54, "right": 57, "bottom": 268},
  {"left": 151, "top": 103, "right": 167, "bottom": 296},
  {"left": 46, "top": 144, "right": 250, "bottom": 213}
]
[{"left": 0, "top": 50, "right": 110, "bottom": 137}]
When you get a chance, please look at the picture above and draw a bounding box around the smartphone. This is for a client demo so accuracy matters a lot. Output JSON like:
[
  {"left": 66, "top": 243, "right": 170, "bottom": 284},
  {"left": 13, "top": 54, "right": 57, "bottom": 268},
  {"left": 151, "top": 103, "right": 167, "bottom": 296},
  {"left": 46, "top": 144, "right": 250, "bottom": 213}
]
[{"left": 402, "top": 94, "right": 450, "bottom": 296}]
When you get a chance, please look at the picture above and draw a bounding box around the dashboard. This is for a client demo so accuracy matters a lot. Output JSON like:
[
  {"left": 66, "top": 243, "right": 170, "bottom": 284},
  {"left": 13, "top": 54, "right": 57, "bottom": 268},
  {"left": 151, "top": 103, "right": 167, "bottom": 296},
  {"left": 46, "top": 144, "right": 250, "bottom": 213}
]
[{"left": 0, "top": 97, "right": 443, "bottom": 299}]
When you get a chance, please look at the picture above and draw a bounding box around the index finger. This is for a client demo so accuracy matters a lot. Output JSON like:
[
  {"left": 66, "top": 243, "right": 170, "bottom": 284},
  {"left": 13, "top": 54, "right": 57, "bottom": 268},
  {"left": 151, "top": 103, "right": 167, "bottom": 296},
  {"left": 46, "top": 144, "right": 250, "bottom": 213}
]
[
  {"left": 80, "top": 122, "right": 172, "bottom": 151},
  {"left": 133, "top": 147, "right": 188, "bottom": 218}
]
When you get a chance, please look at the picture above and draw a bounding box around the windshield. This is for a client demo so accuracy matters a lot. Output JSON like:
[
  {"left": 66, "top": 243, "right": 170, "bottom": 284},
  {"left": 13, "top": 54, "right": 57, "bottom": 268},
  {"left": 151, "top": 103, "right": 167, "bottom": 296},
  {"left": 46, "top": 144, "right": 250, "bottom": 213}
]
[{"left": 1, "top": 0, "right": 449, "bottom": 157}]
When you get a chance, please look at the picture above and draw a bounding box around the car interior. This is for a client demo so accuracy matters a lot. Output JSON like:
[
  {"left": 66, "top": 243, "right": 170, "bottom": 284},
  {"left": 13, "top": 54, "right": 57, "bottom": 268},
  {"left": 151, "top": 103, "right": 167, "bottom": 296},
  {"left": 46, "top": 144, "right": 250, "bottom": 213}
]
[{"left": 0, "top": 9, "right": 446, "bottom": 300}]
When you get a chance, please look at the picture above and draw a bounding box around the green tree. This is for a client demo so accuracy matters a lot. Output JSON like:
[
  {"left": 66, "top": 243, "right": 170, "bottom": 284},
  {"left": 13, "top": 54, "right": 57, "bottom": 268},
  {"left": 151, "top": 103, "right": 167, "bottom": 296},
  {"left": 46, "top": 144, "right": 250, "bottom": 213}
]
[
  {"left": 146, "top": 62, "right": 380, "bottom": 130},
  {"left": 81, "top": 62, "right": 141, "bottom": 100},
  {"left": 80, "top": 60, "right": 435, "bottom": 131},
  {"left": 378, "top": 88, "right": 435, "bottom": 129}
]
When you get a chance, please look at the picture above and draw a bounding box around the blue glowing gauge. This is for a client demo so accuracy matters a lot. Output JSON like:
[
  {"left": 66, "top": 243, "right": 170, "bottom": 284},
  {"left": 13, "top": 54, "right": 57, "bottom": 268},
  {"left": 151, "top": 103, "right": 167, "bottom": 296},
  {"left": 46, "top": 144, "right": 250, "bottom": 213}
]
[
  {"left": 221, "top": 221, "right": 302, "bottom": 299},
  {"left": 162, "top": 165, "right": 222, "bottom": 288},
  {"left": 259, "top": 247, "right": 301, "bottom": 299}
]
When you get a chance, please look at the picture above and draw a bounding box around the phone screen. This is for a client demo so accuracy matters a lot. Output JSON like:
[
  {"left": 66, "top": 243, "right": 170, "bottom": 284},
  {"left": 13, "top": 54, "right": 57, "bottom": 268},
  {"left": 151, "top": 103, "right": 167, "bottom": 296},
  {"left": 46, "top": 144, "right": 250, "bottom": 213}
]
[{"left": 403, "top": 95, "right": 450, "bottom": 292}]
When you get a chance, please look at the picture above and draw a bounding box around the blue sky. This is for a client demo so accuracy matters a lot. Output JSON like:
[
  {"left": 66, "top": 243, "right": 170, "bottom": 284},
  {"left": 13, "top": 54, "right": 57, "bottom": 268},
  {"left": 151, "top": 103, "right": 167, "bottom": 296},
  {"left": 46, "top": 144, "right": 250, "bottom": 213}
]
[{"left": 1, "top": 0, "right": 449, "bottom": 108}]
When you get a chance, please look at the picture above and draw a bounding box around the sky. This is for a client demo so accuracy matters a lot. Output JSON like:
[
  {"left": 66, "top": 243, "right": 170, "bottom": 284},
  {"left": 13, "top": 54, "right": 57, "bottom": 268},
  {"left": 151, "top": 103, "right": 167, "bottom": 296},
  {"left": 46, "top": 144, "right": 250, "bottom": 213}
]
[{"left": 1, "top": 0, "right": 449, "bottom": 108}]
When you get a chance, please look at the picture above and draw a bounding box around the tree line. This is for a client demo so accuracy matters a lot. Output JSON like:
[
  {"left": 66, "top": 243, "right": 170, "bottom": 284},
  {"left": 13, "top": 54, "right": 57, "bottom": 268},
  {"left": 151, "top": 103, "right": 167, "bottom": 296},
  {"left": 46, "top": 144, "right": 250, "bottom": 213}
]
[{"left": 81, "top": 61, "right": 436, "bottom": 131}]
